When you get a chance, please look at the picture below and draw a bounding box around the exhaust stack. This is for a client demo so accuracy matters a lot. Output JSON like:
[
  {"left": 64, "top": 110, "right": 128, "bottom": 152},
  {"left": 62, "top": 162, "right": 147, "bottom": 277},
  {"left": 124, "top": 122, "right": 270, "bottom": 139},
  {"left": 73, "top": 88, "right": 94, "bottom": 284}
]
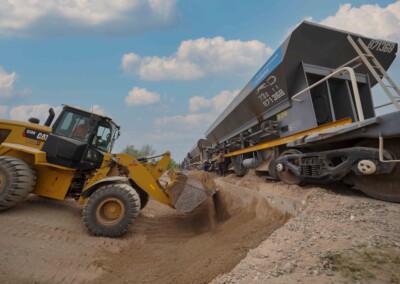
[{"left": 44, "top": 108, "right": 55, "bottom": 127}]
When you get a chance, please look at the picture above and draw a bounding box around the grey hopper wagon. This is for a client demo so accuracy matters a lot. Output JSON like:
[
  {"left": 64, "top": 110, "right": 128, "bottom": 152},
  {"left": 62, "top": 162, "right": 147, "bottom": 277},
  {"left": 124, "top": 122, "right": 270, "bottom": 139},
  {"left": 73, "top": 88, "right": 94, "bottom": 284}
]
[
  {"left": 186, "top": 139, "right": 212, "bottom": 169},
  {"left": 202, "top": 21, "right": 400, "bottom": 202}
]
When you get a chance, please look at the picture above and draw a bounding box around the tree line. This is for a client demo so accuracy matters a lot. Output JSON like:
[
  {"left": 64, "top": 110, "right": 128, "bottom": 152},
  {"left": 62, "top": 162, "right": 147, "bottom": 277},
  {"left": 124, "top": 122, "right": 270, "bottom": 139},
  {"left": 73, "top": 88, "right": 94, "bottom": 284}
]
[{"left": 121, "top": 144, "right": 179, "bottom": 169}]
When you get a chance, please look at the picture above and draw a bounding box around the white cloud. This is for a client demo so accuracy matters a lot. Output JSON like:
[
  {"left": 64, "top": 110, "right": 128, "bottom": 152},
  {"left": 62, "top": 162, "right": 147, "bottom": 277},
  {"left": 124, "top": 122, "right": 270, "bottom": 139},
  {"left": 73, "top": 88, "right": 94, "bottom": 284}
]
[
  {"left": 156, "top": 89, "right": 238, "bottom": 129},
  {"left": 3, "top": 103, "right": 111, "bottom": 125},
  {"left": 0, "top": 105, "right": 9, "bottom": 117},
  {"left": 0, "top": 67, "right": 17, "bottom": 99},
  {"left": 70, "top": 104, "right": 110, "bottom": 117},
  {"left": 211, "top": 90, "right": 239, "bottom": 113},
  {"left": 283, "top": 16, "right": 313, "bottom": 40},
  {"left": 9, "top": 104, "right": 62, "bottom": 124},
  {"left": 0, "top": 0, "right": 177, "bottom": 37},
  {"left": 155, "top": 113, "right": 212, "bottom": 128},
  {"left": 90, "top": 104, "right": 108, "bottom": 117},
  {"left": 122, "top": 37, "right": 273, "bottom": 81},
  {"left": 317, "top": 1, "right": 400, "bottom": 42},
  {"left": 125, "top": 87, "right": 160, "bottom": 106},
  {"left": 188, "top": 96, "right": 211, "bottom": 113},
  {"left": 121, "top": 53, "right": 141, "bottom": 74},
  {"left": 188, "top": 90, "right": 238, "bottom": 114},
  {"left": 116, "top": 90, "right": 238, "bottom": 162},
  {"left": 114, "top": 127, "right": 198, "bottom": 163}
]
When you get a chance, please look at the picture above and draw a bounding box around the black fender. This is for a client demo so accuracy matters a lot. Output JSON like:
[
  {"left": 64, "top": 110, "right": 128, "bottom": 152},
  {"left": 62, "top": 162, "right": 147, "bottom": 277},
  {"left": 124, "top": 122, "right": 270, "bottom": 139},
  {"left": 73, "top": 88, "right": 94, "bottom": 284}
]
[{"left": 128, "top": 178, "right": 150, "bottom": 208}]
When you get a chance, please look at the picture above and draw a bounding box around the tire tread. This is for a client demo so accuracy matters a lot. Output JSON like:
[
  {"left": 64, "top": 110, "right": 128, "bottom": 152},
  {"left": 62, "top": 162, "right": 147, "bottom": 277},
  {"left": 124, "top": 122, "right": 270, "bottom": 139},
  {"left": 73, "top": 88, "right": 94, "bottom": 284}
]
[
  {"left": 0, "top": 156, "right": 36, "bottom": 211},
  {"left": 82, "top": 183, "right": 140, "bottom": 238}
]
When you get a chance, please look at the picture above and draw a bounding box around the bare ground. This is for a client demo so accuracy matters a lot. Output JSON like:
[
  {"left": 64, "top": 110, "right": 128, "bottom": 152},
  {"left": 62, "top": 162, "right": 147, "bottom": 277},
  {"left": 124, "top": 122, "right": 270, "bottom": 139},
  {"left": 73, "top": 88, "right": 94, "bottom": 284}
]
[
  {"left": 212, "top": 173, "right": 400, "bottom": 284},
  {"left": 0, "top": 172, "right": 399, "bottom": 283},
  {"left": 0, "top": 174, "right": 288, "bottom": 284}
]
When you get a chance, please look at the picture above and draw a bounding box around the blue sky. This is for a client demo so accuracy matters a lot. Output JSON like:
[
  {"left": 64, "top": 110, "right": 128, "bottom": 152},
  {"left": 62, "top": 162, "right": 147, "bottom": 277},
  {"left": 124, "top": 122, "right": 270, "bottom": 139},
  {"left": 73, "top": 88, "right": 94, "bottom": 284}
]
[{"left": 0, "top": 0, "right": 399, "bottom": 162}]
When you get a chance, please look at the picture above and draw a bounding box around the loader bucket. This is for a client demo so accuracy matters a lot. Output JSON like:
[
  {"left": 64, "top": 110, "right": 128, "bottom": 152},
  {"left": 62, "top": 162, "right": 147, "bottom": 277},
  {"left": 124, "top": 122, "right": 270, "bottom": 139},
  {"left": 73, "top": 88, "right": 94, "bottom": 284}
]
[{"left": 167, "top": 171, "right": 216, "bottom": 213}]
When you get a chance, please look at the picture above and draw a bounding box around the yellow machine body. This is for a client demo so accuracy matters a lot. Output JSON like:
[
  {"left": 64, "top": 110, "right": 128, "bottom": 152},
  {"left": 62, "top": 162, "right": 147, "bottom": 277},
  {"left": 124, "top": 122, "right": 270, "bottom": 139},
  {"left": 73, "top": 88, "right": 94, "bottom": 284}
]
[
  {"left": 0, "top": 118, "right": 199, "bottom": 208},
  {"left": 0, "top": 105, "right": 212, "bottom": 238}
]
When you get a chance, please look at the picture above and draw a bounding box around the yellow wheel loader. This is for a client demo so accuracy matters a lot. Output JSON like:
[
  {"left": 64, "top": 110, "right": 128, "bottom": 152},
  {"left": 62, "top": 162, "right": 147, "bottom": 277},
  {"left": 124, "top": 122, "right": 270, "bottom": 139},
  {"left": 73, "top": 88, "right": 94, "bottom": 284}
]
[{"left": 0, "top": 105, "right": 214, "bottom": 237}]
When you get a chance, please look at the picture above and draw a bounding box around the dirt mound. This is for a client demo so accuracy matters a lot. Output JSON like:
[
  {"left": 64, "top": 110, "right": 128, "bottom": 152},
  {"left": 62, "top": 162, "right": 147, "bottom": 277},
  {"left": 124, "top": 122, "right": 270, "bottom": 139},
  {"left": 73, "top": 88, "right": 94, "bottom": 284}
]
[
  {"left": 97, "top": 178, "right": 290, "bottom": 284},
  {"left": 188, "top": 170, "right": 217, "bottom": 192}
]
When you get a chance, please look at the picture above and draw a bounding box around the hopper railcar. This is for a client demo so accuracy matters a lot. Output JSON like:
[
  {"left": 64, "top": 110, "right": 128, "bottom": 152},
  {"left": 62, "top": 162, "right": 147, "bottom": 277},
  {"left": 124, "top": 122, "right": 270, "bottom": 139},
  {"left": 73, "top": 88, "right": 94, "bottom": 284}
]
[
  {"left": 185, "top": 139, "right": 212, "bottom": 170},
  {"left": 202, "top": 21, "right": 400, "bottom": 202}
]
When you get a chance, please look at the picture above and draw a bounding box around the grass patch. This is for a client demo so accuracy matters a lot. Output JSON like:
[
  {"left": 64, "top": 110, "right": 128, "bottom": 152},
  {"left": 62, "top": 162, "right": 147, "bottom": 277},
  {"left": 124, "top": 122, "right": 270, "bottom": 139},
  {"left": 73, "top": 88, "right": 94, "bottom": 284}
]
[
  {"left": 327, "top": 252, "right": 375, "bottom": 281},
  {"left": 326, "top": 245, "right": 400, "bottom": 282}
]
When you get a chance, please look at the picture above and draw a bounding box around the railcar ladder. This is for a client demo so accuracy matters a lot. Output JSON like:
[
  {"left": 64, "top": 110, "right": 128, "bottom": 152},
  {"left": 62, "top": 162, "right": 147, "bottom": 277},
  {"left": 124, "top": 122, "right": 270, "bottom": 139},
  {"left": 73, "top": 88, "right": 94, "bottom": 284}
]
[
  {"left": 347, "top": 35, "right": 400, "bottom": 111},
  {"left": 346, "top": 36, "right": 400, "bottom": 163}
]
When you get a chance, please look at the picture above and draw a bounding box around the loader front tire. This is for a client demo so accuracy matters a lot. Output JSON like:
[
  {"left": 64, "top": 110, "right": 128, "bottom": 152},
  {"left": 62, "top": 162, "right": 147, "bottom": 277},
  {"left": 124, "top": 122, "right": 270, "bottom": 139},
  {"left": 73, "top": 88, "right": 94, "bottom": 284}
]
[
  {"left": 83, "top": 183, "right": 141, "bottom": 238},
  {"left": 0, "top": 156, "right": 36, "bottom": 211}
]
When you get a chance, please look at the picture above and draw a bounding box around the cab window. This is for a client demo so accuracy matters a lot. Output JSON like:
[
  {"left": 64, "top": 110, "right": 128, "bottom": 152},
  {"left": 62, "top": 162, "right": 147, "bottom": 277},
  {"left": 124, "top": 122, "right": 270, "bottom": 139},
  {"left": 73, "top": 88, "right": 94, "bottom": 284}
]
[
  {"left": 91, "top": 123, "right": 114, "bottom": 152},
  {"left": 54, "top": 111, "right": 91, "bottom": 142}
]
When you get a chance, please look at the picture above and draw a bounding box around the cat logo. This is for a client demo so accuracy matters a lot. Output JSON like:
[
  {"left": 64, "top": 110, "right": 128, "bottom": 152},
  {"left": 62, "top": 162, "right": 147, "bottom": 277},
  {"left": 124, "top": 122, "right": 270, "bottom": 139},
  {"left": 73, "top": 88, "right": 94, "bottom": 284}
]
[
  {"left": 37, "top": 133, "right": 48, "bottom": 141},
  {"left": 24, "top": 128, "right": 49, "bottom": 142}
]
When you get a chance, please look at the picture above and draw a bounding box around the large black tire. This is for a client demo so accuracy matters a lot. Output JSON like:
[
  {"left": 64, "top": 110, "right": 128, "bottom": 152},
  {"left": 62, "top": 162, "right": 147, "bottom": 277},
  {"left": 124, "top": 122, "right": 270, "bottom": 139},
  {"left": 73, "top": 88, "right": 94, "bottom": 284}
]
[
  {"left": 0, "top": 156, "right": 36, "bottom": 211},
  {"left": 83, "top": 183, "right": 141, "bottom": 238}
]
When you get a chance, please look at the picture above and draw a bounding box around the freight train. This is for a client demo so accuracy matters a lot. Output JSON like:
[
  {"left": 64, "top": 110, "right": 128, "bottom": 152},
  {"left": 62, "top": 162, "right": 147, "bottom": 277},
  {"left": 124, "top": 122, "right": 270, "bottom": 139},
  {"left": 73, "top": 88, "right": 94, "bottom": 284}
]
[
  {"left": 183, "top": 139, "right": 212, "bottom": 170},
  {"left": 187, "top": 21, "right": 400, "bottom": 202}
]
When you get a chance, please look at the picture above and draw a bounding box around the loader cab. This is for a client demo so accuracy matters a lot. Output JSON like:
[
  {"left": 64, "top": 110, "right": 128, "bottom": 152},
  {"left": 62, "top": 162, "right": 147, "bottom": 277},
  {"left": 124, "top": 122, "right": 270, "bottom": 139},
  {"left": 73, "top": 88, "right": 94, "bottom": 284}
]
[{"left": 42, "top": 105, "right": 120, "bottom": 170}]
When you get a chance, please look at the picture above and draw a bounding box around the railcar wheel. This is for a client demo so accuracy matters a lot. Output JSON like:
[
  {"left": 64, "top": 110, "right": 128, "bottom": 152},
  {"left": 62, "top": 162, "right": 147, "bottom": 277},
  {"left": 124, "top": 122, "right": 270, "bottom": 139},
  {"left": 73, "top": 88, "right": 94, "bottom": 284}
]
[
  {"left": 277, "top": 149, "right": 302, "bottom": 185},
  {"left": 234, "top": 167, "right": 248, "bottom": 177},
  {"left": 349, "top": 139, "right": 400, "bottom": 202},
  {"left": 268, "top": 159, "right": 280, "bottom": 180},
  {"left": 0, "top": 156, "right": 36, "bottom": 211},
  {"left": 83, "top": 183, "right": 141, "bottom": 237},
  {"left": 255, "top": 170, "right": 267, "bottom": 178}
]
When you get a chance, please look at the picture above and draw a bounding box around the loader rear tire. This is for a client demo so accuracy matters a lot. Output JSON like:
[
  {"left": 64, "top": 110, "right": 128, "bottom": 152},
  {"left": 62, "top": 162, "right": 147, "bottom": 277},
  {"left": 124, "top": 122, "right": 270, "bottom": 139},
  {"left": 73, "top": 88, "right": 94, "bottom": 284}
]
[
  {"left": 0, "top": 156, "right": 36, "bottom": 211},
  {"left": 83, "top": 183, "right": 141, "bottom": 238}
]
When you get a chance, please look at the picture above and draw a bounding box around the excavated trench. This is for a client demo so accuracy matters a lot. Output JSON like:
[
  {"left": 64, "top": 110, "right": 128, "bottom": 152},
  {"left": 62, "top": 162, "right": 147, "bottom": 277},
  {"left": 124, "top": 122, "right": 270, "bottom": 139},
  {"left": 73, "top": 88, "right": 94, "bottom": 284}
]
[
  {"left": 98, "top": 171, "right": 292, "bottom": 284},
  {"left": 0, "top": 172, "right": 292, "bottom": 284}
]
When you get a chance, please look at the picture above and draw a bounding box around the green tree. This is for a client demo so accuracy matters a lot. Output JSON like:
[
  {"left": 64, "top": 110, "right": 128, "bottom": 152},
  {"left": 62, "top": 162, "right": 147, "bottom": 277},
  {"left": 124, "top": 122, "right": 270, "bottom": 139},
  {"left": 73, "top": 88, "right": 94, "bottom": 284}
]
[
  {"left": 140, "top": 144, "right": 156, "bottom": 157},
  {"left": 168, "top": 159, "right": 179, "bottom": 170},
  {"left": 122, "top": 144, "right": 156, "bottom": 158},
  {"left": 123, "top": 144, "right": 179, "bottom": 169},
  {"left": 122, "top": 145, "right": 140, "bottom": 157}
]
